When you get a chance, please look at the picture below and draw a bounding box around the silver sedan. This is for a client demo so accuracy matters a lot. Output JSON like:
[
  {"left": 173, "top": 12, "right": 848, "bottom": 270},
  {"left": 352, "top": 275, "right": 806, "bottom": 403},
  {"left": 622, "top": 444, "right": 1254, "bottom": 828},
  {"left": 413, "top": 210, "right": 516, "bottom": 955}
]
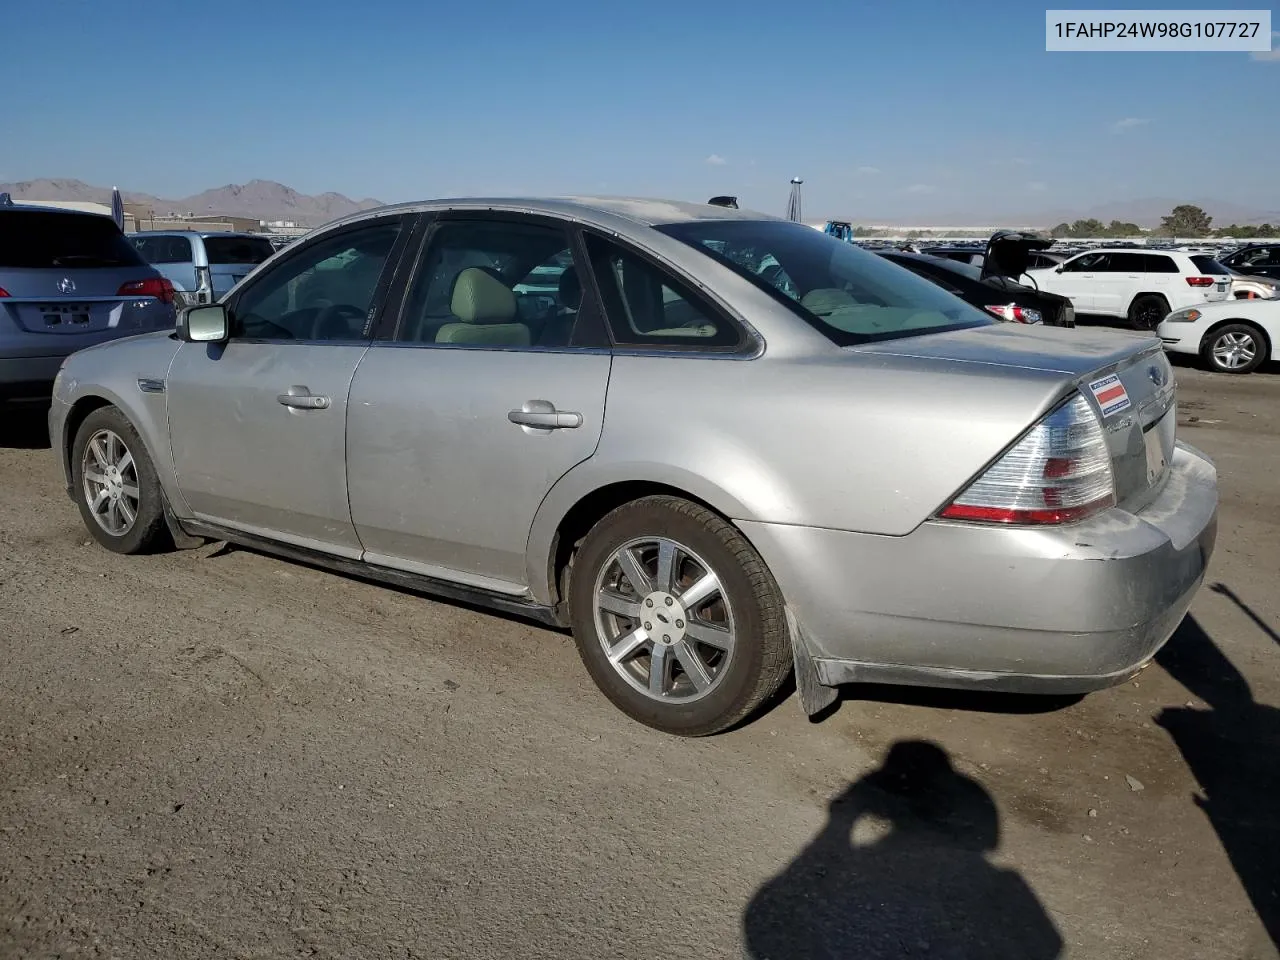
[{"left": 48, "top": 198, "right": 1219, "bottom": 735}]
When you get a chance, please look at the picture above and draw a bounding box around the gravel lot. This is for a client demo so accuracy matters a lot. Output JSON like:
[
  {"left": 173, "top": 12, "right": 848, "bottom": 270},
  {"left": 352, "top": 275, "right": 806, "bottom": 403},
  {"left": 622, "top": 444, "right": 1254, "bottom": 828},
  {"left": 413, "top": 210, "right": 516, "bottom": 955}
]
[{"left": 2, "top": 358, "right": 1277, "bottom": 960}]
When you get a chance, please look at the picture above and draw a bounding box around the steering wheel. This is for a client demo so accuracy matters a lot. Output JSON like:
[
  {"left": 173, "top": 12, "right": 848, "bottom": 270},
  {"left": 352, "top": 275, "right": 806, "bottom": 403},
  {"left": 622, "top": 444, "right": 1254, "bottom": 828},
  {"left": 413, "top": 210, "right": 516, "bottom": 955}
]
[{"left": 311, "top": 303, "right": 366, "bottom": 340}]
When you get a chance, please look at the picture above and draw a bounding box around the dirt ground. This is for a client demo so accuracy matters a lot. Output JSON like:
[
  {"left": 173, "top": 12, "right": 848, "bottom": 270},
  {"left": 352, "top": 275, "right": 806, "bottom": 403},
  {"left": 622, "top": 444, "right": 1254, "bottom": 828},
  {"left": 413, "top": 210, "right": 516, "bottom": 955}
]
[{"left": 1, "top": 358, "right": 1277, "bottom": 960}]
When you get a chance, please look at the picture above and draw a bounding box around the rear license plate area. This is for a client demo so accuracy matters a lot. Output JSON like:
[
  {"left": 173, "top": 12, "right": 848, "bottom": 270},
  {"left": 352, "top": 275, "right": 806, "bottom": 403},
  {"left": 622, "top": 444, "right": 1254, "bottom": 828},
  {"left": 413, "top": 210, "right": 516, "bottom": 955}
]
[{"left": 39, "top": 303, "right": 92, "bottom": 327}]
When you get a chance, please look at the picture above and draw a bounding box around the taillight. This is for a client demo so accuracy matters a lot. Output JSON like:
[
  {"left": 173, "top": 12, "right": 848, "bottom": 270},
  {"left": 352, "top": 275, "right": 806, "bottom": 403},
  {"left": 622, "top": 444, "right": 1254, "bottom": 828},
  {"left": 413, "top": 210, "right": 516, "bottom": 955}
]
[
  {"left": 117, "top": 277, "right": 175, "bottom": 304},
  {"left": 0, "top": 287, "right": 9, "bottom": 297},
  {"left": 1186, "top": 276, "right": 1215, "bottom": 287},
  {"left": 985, "top": 304, "right": 1043, "bottom": 324},
  {"left": 938, "top": 394, "right": 1114, "bottom": 525}
]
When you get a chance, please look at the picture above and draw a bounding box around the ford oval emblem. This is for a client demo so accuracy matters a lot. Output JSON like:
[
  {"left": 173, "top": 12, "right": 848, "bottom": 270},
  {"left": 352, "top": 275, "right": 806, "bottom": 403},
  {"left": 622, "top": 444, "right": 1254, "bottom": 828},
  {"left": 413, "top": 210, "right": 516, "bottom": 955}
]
[
  {"left": 1148, "top": 365, "right": 1165, "bottom": 387},
  {"left": 57, "top": 277, "right": 76, "bottom": 295}
]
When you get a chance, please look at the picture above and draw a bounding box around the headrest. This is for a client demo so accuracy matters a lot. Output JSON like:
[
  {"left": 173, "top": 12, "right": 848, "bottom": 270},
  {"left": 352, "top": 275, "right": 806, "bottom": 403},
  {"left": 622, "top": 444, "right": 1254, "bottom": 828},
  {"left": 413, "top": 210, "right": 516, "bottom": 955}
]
[
  {"left": 450, "top": 267, "right": 517, "bottom": 324},
  {"left": 558, "top": 266, "right": 582, "bottom": 311}
]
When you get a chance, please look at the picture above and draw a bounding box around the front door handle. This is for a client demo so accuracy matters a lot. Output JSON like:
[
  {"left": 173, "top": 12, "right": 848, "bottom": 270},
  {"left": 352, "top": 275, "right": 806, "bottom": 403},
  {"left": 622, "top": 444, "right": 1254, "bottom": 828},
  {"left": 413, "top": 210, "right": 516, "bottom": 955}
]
[
  {"left": 277, "top": 385, "right": 331, "bottom": 410},
  {"left": 508, "top": 399, "right": 582, "bottom": 430}
]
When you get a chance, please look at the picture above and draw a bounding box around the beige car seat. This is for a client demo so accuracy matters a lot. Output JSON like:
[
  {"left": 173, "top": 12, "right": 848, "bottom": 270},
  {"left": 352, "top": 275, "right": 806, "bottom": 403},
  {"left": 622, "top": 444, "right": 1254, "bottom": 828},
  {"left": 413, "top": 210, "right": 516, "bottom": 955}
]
[{"left": 435, "top": 267, "right": 531, "bottom": 347}]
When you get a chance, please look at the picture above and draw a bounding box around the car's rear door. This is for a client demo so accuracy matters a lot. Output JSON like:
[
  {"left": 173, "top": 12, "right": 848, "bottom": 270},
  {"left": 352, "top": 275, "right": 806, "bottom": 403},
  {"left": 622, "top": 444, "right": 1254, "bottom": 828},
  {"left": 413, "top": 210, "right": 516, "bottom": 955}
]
[
  {"left": 346, "top": 213, "right": 611, "bottom": 592},
  {"left": 164, "top": 214, "right": 413, "bottom": 557}
]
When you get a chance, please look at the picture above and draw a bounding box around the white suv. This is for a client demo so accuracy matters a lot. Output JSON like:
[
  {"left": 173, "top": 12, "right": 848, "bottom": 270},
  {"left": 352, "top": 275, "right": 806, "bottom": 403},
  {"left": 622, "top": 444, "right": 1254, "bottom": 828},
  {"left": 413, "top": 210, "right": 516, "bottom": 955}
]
[{"left": 1025, "top": 249, "right": 1231, "bottom": 329}]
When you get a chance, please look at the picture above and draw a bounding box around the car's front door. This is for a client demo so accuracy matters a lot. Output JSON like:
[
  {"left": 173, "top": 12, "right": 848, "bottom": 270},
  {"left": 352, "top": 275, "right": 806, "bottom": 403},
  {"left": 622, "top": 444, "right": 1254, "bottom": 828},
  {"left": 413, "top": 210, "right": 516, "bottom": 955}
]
[
  {"left": 1043, "top": 252, "right": 1108, "bottom": 311},
  {"left": 1227, "top": 245, "right": 1280, "bottom": 281},
  {"left": 346, "top": 216, "right": 611, "bottom": 593},
  {"left": 165, "top": 215, "right": 411, "bottom": 557}
]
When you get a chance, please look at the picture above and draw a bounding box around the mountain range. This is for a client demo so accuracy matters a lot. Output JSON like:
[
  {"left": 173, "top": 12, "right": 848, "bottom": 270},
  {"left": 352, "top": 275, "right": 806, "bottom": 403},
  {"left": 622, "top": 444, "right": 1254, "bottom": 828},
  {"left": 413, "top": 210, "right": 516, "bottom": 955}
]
[
  {"left": 0, "top": 178, "right": 383, "bottom": 226},
  {"left": 4, "top": 177, "right": 1277, "bottom": 230}
]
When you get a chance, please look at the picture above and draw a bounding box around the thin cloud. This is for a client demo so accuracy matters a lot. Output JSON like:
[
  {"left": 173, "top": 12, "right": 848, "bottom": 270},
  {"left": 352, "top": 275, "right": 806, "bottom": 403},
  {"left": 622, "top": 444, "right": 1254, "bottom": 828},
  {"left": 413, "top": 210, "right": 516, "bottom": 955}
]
[
  {"left": 1028, "top": 181, "right": 1048, "bottom": 192},
  {"left": 1110, "top": 117, "right": 1151, "bottom": 133},
  {"left": 705, "top": 154, "right": 728, "bottom": 166},
  {"left": 855, "top": 165, "right": 880, "bottom": 176},
  {"left": 905, "top": 183, "right": 936, "bottom": 194},
  {"left": 1250, "top": 32, "right": 1280, "bottom": 60}
]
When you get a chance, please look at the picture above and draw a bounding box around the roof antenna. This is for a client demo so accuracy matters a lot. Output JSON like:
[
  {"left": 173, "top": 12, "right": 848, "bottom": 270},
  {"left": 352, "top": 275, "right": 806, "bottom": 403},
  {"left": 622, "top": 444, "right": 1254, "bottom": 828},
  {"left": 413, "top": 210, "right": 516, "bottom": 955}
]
[{"left": 707, "top": 195, "right": 738, "bottom": 209}]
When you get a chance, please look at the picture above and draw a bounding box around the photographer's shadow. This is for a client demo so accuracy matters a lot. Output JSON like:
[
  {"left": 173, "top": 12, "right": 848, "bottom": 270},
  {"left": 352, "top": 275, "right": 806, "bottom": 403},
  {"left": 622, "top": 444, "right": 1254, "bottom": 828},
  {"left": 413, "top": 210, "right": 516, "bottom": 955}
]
[{"left": 743, "top": 740, "right": 1062, "bottom": 959}]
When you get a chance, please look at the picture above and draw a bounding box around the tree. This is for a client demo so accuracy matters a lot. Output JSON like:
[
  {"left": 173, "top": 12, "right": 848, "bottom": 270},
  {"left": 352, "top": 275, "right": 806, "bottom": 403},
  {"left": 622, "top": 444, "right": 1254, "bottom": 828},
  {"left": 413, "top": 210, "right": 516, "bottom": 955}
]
[
  {"left": 1160, "top": 204, "right": 1213, "bottom": 237},
  {"left": 1070, "top": 218, "right": 1105, "bottom": 237},
  {"left": 1050, "top": 222, "right": 1072, "bottom": 238},
  {"left": 1106, "top": 220, "right": 1143, "bottom": 237}
]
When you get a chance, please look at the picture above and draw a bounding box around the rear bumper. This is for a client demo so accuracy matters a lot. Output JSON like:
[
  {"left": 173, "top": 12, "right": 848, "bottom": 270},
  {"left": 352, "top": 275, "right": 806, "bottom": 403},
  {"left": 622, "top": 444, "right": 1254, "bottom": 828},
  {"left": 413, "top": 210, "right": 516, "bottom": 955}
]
[
  {"left": 740, "top": 441, "right": 1218, "bottom": 694},
  {"left": 0, "top": 356, "right": 64, "bottom": 399}
]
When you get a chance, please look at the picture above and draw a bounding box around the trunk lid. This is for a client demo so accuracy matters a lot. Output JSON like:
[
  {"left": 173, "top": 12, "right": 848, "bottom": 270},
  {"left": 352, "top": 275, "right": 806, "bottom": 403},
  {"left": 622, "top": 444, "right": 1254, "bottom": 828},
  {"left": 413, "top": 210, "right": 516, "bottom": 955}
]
[
  {"left": 854, "top": 323, "right": 1177, "bottom": 511},
  {"left": 1, "top": 265, "right": 168, "bottom": 336}
]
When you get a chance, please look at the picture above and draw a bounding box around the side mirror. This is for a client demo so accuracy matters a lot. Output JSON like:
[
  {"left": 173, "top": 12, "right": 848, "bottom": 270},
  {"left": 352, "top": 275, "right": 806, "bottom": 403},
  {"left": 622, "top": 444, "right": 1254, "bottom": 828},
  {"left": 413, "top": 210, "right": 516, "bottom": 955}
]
[
  {"left": 177, "top": 304, "right": 230, "bottom": 343},
  {"left": 1054, "top": 266, "right": 1064, "bottom": 274}
]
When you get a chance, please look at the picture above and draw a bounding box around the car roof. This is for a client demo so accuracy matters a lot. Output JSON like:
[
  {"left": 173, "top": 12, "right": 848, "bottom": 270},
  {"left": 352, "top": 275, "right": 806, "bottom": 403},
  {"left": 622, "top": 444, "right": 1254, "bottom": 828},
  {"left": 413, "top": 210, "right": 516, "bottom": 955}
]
[
  {"left": 322, "top": 196, "right": 783, "bottom": 235},
  {"left": 130, "top": 229, "right": 267, "bottom": 239},
  {"left": 0, "top": 202, "right": 117, "bottom": 222}
]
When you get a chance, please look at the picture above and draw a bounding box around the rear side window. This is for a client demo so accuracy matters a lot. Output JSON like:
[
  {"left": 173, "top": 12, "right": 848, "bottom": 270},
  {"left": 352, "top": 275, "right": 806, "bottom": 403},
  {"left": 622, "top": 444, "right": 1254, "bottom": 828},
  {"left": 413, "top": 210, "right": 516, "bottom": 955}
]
[
  {"left": 1189, "top": 255, "right": 1228, "bottom": 275},
  {"left": 1141, "top": 253, "right": 1177, "bottom": 272},
  {"left": 1105, "top": 253, "right": 1147, "bottom": 272},
  {"left": 202, "top": 235, "right": 275, "bottom": 265},
  {"left": 0, "top": 210, "right": 146, "bottom": 269},
  {"left": 583, "top": 234, "right": 743, "bottom": 349}
]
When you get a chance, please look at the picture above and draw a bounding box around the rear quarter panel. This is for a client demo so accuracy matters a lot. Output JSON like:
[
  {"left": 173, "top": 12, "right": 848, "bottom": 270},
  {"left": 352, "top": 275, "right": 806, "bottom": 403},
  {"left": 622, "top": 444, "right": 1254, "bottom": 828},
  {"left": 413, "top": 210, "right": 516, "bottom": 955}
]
[{"left": 525, "top": 349, "right": 1070, "bottom": 601}]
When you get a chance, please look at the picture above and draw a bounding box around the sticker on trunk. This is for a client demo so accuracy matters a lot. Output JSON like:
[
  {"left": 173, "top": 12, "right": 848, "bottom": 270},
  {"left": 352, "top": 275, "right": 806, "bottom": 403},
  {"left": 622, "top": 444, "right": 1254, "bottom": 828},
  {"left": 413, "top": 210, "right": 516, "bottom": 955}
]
[{"left": 1087, "top": 373, "right": 1131, "bottom": 417}]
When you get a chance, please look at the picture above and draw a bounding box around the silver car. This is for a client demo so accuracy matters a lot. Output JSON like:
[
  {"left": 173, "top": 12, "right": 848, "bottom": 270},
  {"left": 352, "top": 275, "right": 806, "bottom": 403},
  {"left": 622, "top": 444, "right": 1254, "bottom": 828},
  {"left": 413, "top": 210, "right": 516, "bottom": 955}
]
[{"left": 48, "top": 198, "right": 1219, "bottom": 736}]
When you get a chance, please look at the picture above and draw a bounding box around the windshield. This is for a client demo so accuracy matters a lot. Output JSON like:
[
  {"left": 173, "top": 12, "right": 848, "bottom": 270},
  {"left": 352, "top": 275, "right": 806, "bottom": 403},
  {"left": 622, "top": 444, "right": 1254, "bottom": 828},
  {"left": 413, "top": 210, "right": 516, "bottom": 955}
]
[
  {"left": 655, "top": 220, "right": 993, "bottom": 345},
  {"left": 202, "top": 235, "right": 275, "bottom": 265},
  {"left": 0, "top": 210, "right": 146, "bottom": 269}
]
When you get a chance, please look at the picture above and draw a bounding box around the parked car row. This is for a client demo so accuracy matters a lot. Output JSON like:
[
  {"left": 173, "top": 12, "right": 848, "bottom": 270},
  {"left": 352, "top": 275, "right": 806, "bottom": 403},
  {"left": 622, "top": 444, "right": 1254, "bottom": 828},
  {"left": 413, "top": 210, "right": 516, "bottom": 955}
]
[
  {"left": 0, "top": 203, "right": 178, "bottom": 400},
  {"left": 128, "top": 231, "right": 275, "bottom": 307},
  {"left": 46, "top": 196, "right": 1218, "bottom": 735}
]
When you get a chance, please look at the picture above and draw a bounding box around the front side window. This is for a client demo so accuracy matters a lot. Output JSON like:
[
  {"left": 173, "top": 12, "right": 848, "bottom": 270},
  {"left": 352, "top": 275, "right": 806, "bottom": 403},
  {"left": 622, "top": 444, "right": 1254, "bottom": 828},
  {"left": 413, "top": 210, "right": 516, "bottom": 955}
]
[
  {"left": 231, "top": 219, "right": 402, "bottom": 341},
  {"left": 1231, "top": 246, "right": 1277, "bottom": 268},
  {"left": 399, "top": 219, "right": 587, "bottom": 349},
  {"left": 1063, "top": 252, "right": 1109, "bottom": 272},
  {"left": 656, "top": 220, "right": 991, "bottom": 346}
]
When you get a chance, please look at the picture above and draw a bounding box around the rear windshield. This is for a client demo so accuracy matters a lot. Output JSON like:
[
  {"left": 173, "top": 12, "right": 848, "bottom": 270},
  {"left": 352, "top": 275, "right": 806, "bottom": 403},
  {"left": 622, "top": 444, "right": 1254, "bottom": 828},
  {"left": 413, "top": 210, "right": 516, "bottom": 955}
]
[
  {"left": 202, "top": 235, "right": 275, "bottom": 265},
  {"left": 1190, "top": 255, "right": 1229, "bottom": 275},
  {"left": 0, "top": 210, "right": 146, "bottom": 269},
  {"left": 656, "top": 220, "right": 993, "bottom": 346}
]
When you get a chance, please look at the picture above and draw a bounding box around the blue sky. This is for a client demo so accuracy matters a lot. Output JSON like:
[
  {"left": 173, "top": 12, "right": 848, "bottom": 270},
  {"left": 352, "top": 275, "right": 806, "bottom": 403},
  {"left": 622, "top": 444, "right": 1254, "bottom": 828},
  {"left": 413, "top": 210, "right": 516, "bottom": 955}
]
[{"left": 2, "top": 0, "right": 1276, "bottom": 219}]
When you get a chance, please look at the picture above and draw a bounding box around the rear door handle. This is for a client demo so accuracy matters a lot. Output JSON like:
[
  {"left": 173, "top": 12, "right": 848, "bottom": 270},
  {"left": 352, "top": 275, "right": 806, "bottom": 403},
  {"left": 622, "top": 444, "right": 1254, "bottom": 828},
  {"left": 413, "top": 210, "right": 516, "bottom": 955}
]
[
  {"left": 277, "top": 385, "right": 330, "bottom": 410},
  {"left": 508, "top": 399, "right": 582, "bottom": 430}
]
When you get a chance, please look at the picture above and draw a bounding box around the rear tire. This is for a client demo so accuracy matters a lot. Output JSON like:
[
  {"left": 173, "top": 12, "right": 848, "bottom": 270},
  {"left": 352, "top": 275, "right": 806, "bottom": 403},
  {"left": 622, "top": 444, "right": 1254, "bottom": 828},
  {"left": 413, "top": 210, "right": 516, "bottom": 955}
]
[
  {"left": 1201, "top": 322, "right": 1266, "bottom": 374},
  {"left": 71, "top": 406, "right": 169, "bottom": 554},
  {"left": 1127, "top": 294, "right": 1169, "bottom": 331},
  {"left": 567, "top": 495, "right": 792, "bottom": 736}
]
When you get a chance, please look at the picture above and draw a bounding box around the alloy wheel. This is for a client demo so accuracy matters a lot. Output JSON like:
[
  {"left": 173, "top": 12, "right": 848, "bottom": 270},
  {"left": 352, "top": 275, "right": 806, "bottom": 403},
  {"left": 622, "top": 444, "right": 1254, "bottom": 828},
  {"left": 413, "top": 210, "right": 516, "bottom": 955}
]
[
  {"left": 1212, "top": 331, "right": 1257, "bottom": 370},
  {"left": 81, "top": 429, "right": 140, "bottom": 536},
  {"left": 592, "top": 536, "right": 736, "bottom": 702}
]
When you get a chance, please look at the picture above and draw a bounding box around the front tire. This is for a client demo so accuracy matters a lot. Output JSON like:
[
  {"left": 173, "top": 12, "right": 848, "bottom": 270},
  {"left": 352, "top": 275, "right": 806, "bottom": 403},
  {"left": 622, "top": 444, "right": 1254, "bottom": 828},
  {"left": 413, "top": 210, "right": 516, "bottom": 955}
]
[
  {"left": 1128, "top": 294, "right": 1169, "bottom": 331},
  {"left": 1201, "top": 323, "right": 1266, "bottom": 374},
  {"left": 71, "top": 406, "right": 169, "bottom": 554},
  {"left": 567, "top": 495, "right": 792, "bottom": 736}
]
